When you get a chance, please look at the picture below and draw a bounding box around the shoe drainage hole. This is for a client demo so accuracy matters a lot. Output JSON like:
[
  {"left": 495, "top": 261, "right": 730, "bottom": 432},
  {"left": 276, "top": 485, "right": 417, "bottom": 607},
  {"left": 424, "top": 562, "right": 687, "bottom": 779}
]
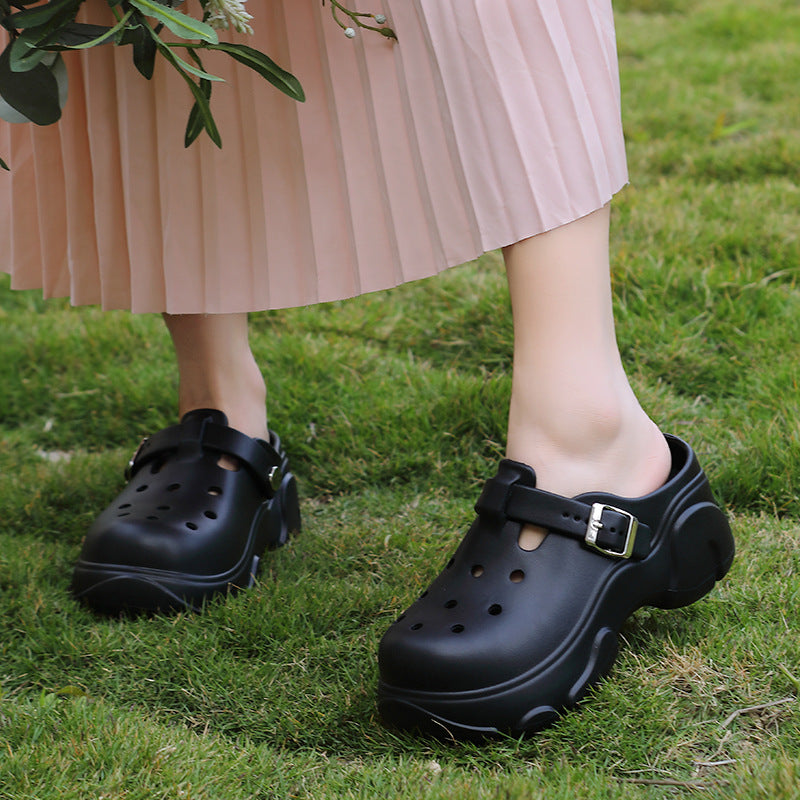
[
  {"left": 186, "top": 522, "right": 199, "bottom": 531},
  {"left": 167, "top": 483, "right": 181, "bottom": 492},
  {"left": 150, "top": 462, "right": 163, "bottom": 474},
  {"left": 218, "top": 455, "right": 241, "bottom": 472},
  {"left": 207, "top": 486, "right": 223, "bottom": 496},
  {"left": 450, "top": 624, "right": 465, "bottom": 634},
  {"left": 117, "top": 512, "right": 130, "bottom": 517},
  {"left": 471, "top": 565, "right": 484, "bottom": 578},
  {"left": 157, "top": 505, "right": 170, "bottom": 511},
  {"left": 573, "top": 514, "right": 583, "bottom": 522},
  {"left": 488, "top": 604, "right": 502, "bottom": 616},
  {"left": 204, "top": 510, "right": 218, "bottom": 519},
  {"left": 146, "top": 515, "right": 159, "bottom": 521},
  {"left": 444, "top": 599, "right": 458, "bottom": 609},
  {"left": 118, "top": 503, "right": 131, "bottom": 509},
  {"left": 410, "top": 623, "right": 423, "bottom": 631},
  {"left": 136, "top": 485, "right": 148, "bottom": 493},
  {"left": 509, "top": 569, "right": 525, "bottom": 583}
]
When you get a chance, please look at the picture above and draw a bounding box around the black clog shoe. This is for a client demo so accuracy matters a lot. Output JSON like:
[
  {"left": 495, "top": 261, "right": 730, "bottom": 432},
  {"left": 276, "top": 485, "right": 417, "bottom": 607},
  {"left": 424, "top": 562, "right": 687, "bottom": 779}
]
[
  {"left": 72, "top": 409, "right": 301, "bottom": 614},
  {"left": 378, "top": 435, "right": 734, "bottom": 738}
]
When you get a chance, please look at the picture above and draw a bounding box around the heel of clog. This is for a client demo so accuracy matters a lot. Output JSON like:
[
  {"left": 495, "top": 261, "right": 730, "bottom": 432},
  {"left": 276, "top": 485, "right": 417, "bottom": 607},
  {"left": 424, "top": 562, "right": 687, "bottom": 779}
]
[
  {"left": 649, "top": 501, "right": 735, "bottom": 609},
  {"left": 265, "top": 471, "right": 301, "bottom": 551}
]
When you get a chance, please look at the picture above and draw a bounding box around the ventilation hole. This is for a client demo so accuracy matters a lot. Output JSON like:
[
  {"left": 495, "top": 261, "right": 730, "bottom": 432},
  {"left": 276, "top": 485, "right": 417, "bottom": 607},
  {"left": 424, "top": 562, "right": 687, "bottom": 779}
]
[
  {"left": 410, "top": 623, "right": 423, "bottom": 631},
  {"left": 573, "top": 514, "right": 582, "bottom": 522},
  {"left": 156, "top": 505, "right": 170, "bottom": 511},
  {"left": 609, "top": 526, "right": 617, "bottom": 533},
  {"left": 217, "top": 455, "right": 241, "bottom": 472},
  {"left": 146, "top": 515, "right": 159, "bottom": 521},
  {"left": 450, "top": 624, "right": 465, "bottom": 634},
  {"left": 186, "top": 522, "right": 198, "bottom": 531},
  {"left": 444, "top": 599, "right": 458, "bottom": 609},
  {"left": 136, "top": 485, "right": 148, "bottom": 493},
  {"left": 204, "top": 510, "right": 218, "bottom": 520},
  {"left": 118, "top": 503, "right": 131, "bottom": 509},
  {"left": 167, "top": 483, "right": 181, "bottom": 492},
  {"left": 207, "top": 486, "right": 222, "bottom": 496},
  {"left": 509, "top": 569, "right": 525, "bottom": 583},
  {"left": 471, "top": 565, "right": 484, "bottom": 578},
  {"left": 488, "top": 604, "right": 503, "bottom": 616},
  {"left": 117, "top": 512, "right": 130, "bottom": 517},
  {"left": 150, "top": 462, "right": 162, "bottom": 474},
  {"left": 562, "top": 511, "right": 569, "bottom": 518},
  {"left": 518, "top": 526, "right": 545, "bottom": 551},
  {"left": 445, "top": 557, "right": 455, "bottom": 569}
]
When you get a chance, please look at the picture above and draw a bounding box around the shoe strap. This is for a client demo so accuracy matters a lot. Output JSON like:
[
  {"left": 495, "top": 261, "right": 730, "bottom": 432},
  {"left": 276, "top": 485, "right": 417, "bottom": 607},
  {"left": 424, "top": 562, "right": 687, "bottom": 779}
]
[
  {"left": 128, "top": 419, "right": 285, "bottom": 496},
  {"left": 476, "top": 478, "right": 652, "bottom": 560}
]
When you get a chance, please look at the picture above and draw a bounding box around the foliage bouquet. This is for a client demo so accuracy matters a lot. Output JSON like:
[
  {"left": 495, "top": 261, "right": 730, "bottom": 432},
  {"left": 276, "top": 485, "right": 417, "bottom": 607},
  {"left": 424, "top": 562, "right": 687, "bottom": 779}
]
[{"left": 0, "top": 0, "right": 395, "bottom": 168}]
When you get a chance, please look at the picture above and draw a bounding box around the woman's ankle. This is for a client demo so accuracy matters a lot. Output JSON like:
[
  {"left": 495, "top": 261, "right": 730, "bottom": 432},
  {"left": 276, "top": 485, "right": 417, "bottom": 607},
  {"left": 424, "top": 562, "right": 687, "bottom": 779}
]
[
  {"left": 178, "top": 361, "right": 268, "bottom": 441},
  {"left": 506, "top": 396, "right": 672, "bottom": 501},
  {"left": 164, "top": 312, "right": 269, "bottom": 441}
]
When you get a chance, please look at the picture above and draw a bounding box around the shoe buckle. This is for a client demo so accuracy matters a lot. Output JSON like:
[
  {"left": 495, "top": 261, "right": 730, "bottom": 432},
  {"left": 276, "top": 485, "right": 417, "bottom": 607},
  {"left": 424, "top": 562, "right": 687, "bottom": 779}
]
[
  {"left": 125, "top": 436, "right": 150, "bottom": 481},
  {"left": 585, "top": 503, "right": 639, "bottom": 559},
  {"left": 268, "top": 465, "right": 283, "bottom": 493}
]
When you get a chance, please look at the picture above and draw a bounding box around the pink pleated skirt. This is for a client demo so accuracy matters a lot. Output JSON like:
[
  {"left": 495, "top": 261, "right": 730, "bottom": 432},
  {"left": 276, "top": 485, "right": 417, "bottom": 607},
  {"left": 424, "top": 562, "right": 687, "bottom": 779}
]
[{"left": 0, "top": 0, "right": 627, "bottom": 313}]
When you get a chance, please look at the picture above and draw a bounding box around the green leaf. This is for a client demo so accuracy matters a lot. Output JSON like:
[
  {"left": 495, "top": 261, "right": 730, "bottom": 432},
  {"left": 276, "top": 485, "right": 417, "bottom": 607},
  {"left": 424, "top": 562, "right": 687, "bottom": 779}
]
[
  {"left": 154, "top": 39, "right": 220, "bottom": 147},
  {"left": 164, "top": 46, "right": 224, "bottom": 82},
  {"left": 54, "top": 685, "right": 88, "bottom": 697},
  {"left": 128, "top": 0, "right": 218, "bottom": 44},
  {"left": 9, "top": 34, "right": 49, "bottom": 73},
  {"left": 184, "top": 49, "right": 212, "bottom": 147},
  {"left": 0, "top": 155, "right": 9, "bottom": 171},
  {"left": 0, "top": 43, "right": 62, "bottom": 125},
  {"left": 182, "top": 70, "right": 220, "bottom": 147},
  {"left": 203, "top": 42, "right": 305, "bottom": 102},
  {"left": 51, "top": 21, "right": 119, "bottom": 48},
  {"left": 7, "top": 8, "right": 85, "bottom": 52},
  {"left": 7, "top": 0, "right": 79, "bottom": 30},
  {"left": 131, "top": 28, "right": 157, "bottom": 79}
]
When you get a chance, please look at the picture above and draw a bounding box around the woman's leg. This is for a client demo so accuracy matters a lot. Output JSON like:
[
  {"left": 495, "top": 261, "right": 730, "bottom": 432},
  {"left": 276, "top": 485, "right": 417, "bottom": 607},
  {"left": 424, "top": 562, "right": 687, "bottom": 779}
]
[
  {"left": 377, "top": 202, "right": 734, "bottom": 735},
  {"left": 503, "top": 206, "right": 671, "bottom": 548},
  {"left": 71, "top": 311, "right": 300, "bottom": 613},
  {"left": 162, "top": 312, "right": 269, "bottom": 440}
]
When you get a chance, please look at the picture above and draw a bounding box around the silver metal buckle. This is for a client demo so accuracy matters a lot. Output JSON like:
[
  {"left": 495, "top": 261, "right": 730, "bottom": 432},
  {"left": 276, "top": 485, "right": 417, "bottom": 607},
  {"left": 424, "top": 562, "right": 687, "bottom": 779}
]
[
  {"left": 584, "top": 503, "right": 638, "bottom": 559},
  {"left": 124, "top": 436, "right": 150, "bottom": 481},
  {"left": 268, "top": 465, "right": 283, "bottom": 492}
]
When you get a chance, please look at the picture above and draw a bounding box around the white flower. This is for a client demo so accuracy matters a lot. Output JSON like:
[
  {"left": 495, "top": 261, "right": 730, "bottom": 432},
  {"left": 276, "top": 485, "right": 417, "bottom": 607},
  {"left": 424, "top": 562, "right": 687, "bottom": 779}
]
[
  {"left": 344, "top": 26, "right": 356, "bottom": 38},
  {"left": 205, "top": 0, "right": 254, "bottom": 35}
]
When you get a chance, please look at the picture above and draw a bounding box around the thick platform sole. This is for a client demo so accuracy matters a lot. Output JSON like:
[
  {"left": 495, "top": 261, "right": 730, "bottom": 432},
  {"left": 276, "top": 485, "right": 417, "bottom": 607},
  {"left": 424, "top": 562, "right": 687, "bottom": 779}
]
[
  {"left": 71, "top": 472, "right": 301, "bottom": 614},
  {"left": 378, "top": 482, "right": 735, "bottom": 738}
]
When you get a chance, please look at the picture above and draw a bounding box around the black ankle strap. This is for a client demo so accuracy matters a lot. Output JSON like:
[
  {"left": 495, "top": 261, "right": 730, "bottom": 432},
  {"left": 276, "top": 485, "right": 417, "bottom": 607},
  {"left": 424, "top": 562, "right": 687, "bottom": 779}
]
[
  {"left": 127, "top": 417, "right": 285, "bottom": 496},
  {"left": 476, "top": 478, "right": 652, "bottom": 560}
]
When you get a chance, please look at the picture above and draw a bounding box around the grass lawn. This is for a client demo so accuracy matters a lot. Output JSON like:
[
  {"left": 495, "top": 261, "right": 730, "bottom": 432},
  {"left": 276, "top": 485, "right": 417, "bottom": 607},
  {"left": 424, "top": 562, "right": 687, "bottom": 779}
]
[{"left": 1, "top": 0, "right": 799, "bottom": 797}]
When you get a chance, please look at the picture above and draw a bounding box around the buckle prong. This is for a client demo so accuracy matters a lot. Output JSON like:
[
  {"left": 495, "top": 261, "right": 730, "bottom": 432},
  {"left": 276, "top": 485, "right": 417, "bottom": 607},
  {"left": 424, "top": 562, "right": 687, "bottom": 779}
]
[{"left": 585, "top": 503, "right": 638, "bottom": 559}]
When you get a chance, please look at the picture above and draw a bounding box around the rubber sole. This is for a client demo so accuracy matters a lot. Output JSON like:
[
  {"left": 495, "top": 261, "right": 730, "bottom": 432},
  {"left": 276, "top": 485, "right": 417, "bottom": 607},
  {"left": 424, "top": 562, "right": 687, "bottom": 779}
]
[
  {"left": 71, "top": 471, "right": 301, "bottom": 614},
  {"left": 377, "top": 470, "right": 735, "bottom": 739}
]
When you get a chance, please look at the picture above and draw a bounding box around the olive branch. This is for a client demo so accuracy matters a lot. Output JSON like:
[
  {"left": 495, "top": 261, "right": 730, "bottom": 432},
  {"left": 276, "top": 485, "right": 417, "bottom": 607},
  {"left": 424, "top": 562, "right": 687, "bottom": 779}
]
[{"left": 0, "top": 0, "right": 395, "bottom": 170}]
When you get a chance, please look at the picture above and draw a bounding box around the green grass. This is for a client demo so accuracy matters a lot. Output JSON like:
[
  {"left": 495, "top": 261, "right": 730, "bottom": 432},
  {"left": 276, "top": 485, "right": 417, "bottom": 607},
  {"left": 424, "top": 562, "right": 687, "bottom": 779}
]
[{"left": 1, "top": 0, "right": 799, "bottom": 796}]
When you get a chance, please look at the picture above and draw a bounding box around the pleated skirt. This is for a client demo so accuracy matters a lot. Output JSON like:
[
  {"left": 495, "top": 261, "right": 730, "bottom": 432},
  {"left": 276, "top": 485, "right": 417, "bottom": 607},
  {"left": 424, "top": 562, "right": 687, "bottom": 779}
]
[{"left": 0, "top": 0, "right": 627, "bottom": 313}]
